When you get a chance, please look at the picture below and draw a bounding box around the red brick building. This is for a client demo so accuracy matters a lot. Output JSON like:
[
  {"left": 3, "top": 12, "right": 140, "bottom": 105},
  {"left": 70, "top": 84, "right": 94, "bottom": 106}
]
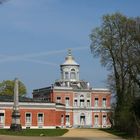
[
  {"left": 0, "top": 50, "right": 111, "bottom": 129},
  {"left": 0, "top": 97, "right": 65, "bottom": 129}
]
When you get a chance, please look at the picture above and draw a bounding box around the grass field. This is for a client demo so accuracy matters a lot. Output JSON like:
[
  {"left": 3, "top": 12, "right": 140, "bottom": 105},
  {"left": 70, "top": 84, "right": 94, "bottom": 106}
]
[{"left": 0, "top": 129, "right": 68, "bottom": 136}]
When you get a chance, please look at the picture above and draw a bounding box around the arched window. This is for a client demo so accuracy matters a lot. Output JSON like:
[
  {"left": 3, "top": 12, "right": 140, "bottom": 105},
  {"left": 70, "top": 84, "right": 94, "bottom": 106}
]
[
  {"left": 65, "top": 72, "right": 69, "bottom": 80},
  {"left": 70, "top": 69, "right": 76, "bottom": 79},
  {"left": 80, "top": 95, "right": 84, "bottom": 98},
  {"left": 102, "top": 98, "right": 106, "bottom": 107},
  {"left": 80, "top": 113, "right": 85, "bottom": 125},
  {"left": 94, "top": 115, "right": 99, "bottom": 127},
  {"left": 80, "top": 95, "right": 84, "bottom": 107}
]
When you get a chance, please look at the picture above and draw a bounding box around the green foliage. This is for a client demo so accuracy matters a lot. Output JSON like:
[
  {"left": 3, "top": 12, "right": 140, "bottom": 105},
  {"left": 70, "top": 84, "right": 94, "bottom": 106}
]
[
  {"left": 0, "top": 80, "right": 27, "bottom": 96},
  {"left": 90, "top": 12, "right": 140, "bottom": 136},
  {"left": 133, "top": 98, "right": 140, "bottom": 118},
  {"left": 0, "top": 129, "right": 68, "bottom": 136},
  {"left": 115, "top": 104, "right": 134, "bottom": 134}
]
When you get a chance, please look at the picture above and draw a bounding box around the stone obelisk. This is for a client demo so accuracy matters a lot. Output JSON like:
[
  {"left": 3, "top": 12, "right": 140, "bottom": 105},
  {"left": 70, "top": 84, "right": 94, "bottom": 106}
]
[{"left": 10, "top": 78, "right": 22, "bottom": 131}]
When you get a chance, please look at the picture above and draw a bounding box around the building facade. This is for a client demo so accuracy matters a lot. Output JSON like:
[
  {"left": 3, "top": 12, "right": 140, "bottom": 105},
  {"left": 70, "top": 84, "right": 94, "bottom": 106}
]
[
  {"left": 33, "top": 50, "right": 111, "bottom": 128},
  {"left": 0, "top": 96, "right": 65, "bottom": 129},
  {"left": 0, "top": 50, "right": 111, "bottom": 129}
]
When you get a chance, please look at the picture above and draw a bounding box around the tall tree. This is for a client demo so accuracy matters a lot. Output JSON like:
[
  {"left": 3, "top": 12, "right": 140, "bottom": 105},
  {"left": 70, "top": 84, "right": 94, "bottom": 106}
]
[
  {"left": 90, "top": 13, "right": 140, "bottom": 134},
  {"left": 0, "top": 80, "right": 27, "bottom": 96}
]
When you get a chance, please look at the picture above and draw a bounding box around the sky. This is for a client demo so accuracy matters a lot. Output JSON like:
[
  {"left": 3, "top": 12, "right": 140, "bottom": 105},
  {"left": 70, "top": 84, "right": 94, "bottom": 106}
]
[{"left": 0, "top": 0, "right": 139, "bottom": 97}]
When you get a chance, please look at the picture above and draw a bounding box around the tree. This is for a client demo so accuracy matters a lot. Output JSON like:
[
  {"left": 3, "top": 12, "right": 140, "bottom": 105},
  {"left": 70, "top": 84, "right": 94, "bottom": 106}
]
[
  {"left": 0, "top": 80, "right": 27, "bottom": 96},
  {"left": 90, "top": 13, "right": 140, "bottom": 135}
]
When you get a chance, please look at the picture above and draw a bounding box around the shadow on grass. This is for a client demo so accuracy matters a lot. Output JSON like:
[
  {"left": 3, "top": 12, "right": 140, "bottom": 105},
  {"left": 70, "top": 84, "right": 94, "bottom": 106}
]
[
  {"left": 99, "top": 128, "right": 140, "bottom": 140},
  {"left": 0, "top": 128, "right": 68, "bottom": 137}
]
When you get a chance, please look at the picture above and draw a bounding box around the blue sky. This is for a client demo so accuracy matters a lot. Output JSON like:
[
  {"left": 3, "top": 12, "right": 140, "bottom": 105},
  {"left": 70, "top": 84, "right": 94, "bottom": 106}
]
[{"left": 0, "top": 0, "right": 139, "bottom": 96}]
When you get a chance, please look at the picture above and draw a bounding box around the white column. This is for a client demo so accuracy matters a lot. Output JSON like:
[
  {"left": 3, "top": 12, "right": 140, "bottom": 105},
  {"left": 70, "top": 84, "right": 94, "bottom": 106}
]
[{"left": 14, "top": 78, "right": 19, "bottom": 111}]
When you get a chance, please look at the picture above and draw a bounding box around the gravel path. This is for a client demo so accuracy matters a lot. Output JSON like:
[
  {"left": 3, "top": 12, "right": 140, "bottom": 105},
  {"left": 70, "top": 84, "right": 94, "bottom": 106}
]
[{"left": 62, "top": 128, "right": 125, "bottom": 139}]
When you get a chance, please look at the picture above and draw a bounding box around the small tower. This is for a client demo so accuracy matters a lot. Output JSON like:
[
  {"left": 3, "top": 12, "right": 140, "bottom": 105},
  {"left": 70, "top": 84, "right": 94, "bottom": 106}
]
[
  {"left": 60, "top": 49, "right": 80, "bottom": 82},
  {"left": 10, "top": 78, "right": 22, "bottom": 131}
]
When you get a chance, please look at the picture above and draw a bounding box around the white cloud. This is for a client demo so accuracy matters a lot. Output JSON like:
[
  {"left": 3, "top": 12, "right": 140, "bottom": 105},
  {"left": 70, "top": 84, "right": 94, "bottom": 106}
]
[{"left": 0, "top": 47, "right": 88, "bottom": 65}]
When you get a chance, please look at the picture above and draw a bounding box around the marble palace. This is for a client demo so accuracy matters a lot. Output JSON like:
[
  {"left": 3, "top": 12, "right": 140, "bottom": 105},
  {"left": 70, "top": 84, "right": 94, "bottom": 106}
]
[{"left": 0, "top": 50, "right": 111, "bottom": 129}]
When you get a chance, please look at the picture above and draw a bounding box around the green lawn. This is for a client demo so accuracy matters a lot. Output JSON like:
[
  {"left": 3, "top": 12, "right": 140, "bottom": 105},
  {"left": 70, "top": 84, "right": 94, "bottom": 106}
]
[
  {"left": 0, "top": 129, "right": 68, "bottom": 136},
  {"left": 99, "top": 128, "right": 129, "bottom": 138},
  {"left": 99, "top": 128, "right": 140, "bottom": 140}
]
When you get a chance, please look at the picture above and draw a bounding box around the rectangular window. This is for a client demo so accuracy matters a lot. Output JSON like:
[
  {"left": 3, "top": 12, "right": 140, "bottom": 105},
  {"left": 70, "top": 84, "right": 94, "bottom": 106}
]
[
  {"left": 66, "top": 115, "right": 70, "bottom": 123},
  {"left": 38, "top": 113, "right": 43, "bottom": 123},
  {"left": 26, "top": 113, "right": 31, "bottom": 123},
  {"left": 102, "top": 98, "right": 106, "bottom": 107},
  {"left": 87, "top": 100, "right": 90, "bottom": 107},
  {"left": 74, "top": 99, "right": 77, "bottom": 106},
  {"left": 57, "top": 97, "right": 61, "bottom": 103},
  {"left": 80, "top": 99, "right": 84, "bottom": 107},
  {"left": 94, "top": 115, "right": 98, "bottom": 126},
  {"left": 95, "top": 98, "right": 98, "bottom": 107},
  {"left": 0, "top": 113, "right": 4, "bottom": 124},
  {"left": 65, "top": 72, "right": 69, "bottom": 80},
  {"left": 61, "top": 115, "right": 64, "bottom": 124},
  {"left": 65, "top": 97, "right": 70, "bottom": 106},
  {"left": 102, "top": 115, "right": 107, "bottom": 125}
]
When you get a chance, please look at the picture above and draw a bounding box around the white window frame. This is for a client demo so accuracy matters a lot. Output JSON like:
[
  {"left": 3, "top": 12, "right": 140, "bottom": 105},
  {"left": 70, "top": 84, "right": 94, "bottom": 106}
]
[
  {"left": 61, "top": 115, "right": 64, "bottom": 126},
  {"left": 74, "top": 99, "right": 78, "bottom": 106},
  {"left": 102, "top": 115, "right": 107, "bottom": 126},
  {"left": 37, "top": 113, "right": 44, "bottom": 126},
  {"left": 65, "top": 72, "right": 69, "bottom": 80},
  {"left": 87, "top": 100, "right": 90, "bottom": 107},
  {"left": 80, "top": 95, "right": 84, "bottom": 107},
  {"left": 95, "top": 98, "right": 98, "bottom": 107},
  {"left": 80, "top": 99, "right": 84, "bottom": 107},
  {"left": 102, "top": 98, "right": 106, "bottom": 107},
  {"left": 66, "top": 115, "right": 70, "bottom": 124},
  {"left": 56, "top": 97, "right": 61, "bottom": 103},
  {"left": 94, "top": 115, "right": 99, "bottom": 127},
  {"left": 65, "top": 97, "right": 70, "bottom": 106},
  {"left": 25, "top": 112, "right": 32, "bottom": 124},
  {"left": 70, "top": 69, "right": 76, "bottom": 79},
  {"left": 0, "top": 113, "right": 5, "bottom": 127}
]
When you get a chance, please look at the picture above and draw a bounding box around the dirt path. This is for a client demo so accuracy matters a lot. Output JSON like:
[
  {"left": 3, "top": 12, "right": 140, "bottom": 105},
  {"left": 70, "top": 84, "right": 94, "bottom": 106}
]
[{"left": 62, "top": 128, "right": 124, "bottom": 139}]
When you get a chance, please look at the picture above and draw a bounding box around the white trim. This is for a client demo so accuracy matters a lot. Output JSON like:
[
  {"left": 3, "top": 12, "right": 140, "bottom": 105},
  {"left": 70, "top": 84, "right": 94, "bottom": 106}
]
[
  {"left": 20, "top": 107, "right": 55, "bottom": 110},
  {"left": 93, "top": 110, "right": 100, "bottom": 113},
  {"left": 92, "top": 88, "right": 110, "bottom": 91},
  {"left": 0, "top": 112, "right": 5, "bottom": 128},
  {"left": 65, "top": 110, "right": 73, "bottom": 112},
  {"left": 0, "top": 102, "right": 55, "bottom": 106},
  {"left": 92, "top": 107, "right": 111, "bottom": 109},
  {"left": 54, "top": 87, "right": 73, "bottom": 90},
  {"left": 3, "top": 126, "right": 10, "bottom": 129},
  {"left": 93, "top": 125, "right": 102, "bottom": 128},
  {"left": 0, "top": 110, "right": 5, "bottom": 113},
  {"left": 56, "top": 109, "right": 65, "bottom": 111},
  {"left": 25, "top": 112, "right": 32, "bottom": 126},
  {"left": 0, "top": 106, "right": 56, "bottom": 110},
  {"left": 37, "top": 112, "right": 44, "bottom": 127},
  {"left": 22, "top": 126, "right": 56, "bottom": 129}
]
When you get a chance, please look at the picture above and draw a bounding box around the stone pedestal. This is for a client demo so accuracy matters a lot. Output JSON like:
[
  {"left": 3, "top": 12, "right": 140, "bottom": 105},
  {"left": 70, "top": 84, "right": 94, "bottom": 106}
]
[{"left": 10, "top": 110, "right": 22, "bottom": 131}]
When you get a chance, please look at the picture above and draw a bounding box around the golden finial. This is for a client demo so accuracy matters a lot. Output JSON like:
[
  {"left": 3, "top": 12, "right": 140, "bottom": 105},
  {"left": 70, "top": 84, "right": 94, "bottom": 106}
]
[{"left": 68, "top": 48, "right": 72, "bottom": 56}]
